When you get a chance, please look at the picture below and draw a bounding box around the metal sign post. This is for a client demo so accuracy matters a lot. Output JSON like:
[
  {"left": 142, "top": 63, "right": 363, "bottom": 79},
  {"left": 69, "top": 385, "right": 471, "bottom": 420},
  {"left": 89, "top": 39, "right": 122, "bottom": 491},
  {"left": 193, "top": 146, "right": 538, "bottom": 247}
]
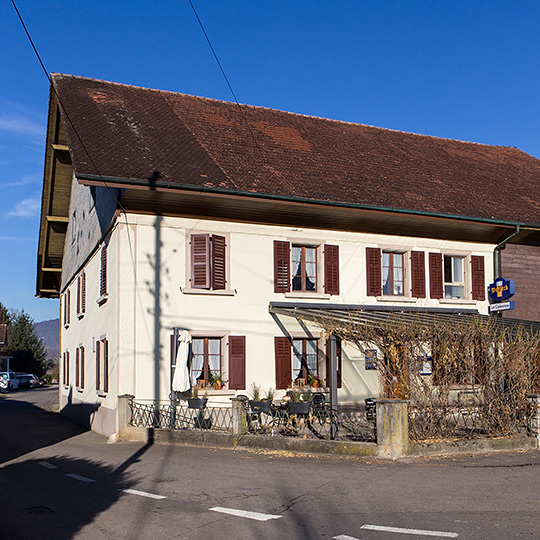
[{"left": 329, "top": 334, "right": 338, "bottom": 439}]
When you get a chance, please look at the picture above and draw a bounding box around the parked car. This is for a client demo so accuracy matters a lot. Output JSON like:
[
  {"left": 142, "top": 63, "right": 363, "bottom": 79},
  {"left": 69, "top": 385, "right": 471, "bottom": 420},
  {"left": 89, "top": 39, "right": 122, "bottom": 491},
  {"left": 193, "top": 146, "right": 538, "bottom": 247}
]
[
  {"left": 0, "top": 372, "right": 19, "bottom": 391},
  {"left": 16, "top": 374, "right": 40, "bottom": 389}
]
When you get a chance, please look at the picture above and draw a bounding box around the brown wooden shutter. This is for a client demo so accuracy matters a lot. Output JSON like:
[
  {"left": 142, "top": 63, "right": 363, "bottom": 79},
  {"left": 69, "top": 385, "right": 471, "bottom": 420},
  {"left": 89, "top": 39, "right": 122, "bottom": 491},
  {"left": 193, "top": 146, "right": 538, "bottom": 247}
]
[
  {"left": 191, "top": 234, "right": 210, "bottom": 288},
  {"left": 81, "top": 346, "right": 85, "bottom": 389},
  {"left": 211, "top": 235, "right": 226, "bottom": 290},
  {"left": 81, "top": 272, "right": 86, "bottom": 314},
  {"left": 325, "top": 339, "right": 342, "bottom": 388},
  {"left": 429, "top": 253, "right": 443, "bottom": 299},
  {"left": 471, "top": 255, "right": 485, "bottom": 300},
  {"left": 96, "top": 341, "right": 101, "bottom": 391},
  {"left": 76, "top": 347, "right": 80, "bottom": 387},
  {"left": 100, "top": 245, "right": 107, "bottom": 297},
  {"left": 275, "top": 336, "right": 292, "bottom": 389},
  {"left": 274, "top": 241, "right": 290, "bottom": 293},
  {"left": 103, "top": 339, "right": 109, "bottom": 393},
  {"left": 66, "top": 351, "right": 70, "bottom": 386},
  {"left": 411, "top": 251, "right": 426, "bottom": 298},
  {"left": 366, "top": 247, "right": 381, "bottom": 296},
  {"left": 324, "top": 244, "right": 340, "bottom": 295},
  {"left": 67, "top": 290, "right": 71, "bottom": 324},
  {"left": 228, "top": 336, "right": 246, "bottom": 390},
  {"left": 77, "top": 276, "right": 81, "bottom": 315}
]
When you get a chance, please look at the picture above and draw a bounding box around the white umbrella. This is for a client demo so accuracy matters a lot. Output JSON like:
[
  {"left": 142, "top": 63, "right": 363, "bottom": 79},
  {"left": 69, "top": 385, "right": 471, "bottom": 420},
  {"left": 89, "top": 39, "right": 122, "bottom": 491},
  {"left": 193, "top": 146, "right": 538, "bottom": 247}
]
[{"left": 172, "top": 330, "right": 191, "bottom": 393}]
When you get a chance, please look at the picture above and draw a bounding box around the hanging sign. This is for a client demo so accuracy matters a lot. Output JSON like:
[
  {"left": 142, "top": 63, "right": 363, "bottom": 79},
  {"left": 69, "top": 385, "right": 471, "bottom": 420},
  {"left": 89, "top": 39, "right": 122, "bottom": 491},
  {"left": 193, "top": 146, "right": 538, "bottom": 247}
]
[
  {"left": 489, "top": 301, "right": 515, "bottom": 312},
  {"left": 488, "top": 277, "right": 515, "bottom": 303}
]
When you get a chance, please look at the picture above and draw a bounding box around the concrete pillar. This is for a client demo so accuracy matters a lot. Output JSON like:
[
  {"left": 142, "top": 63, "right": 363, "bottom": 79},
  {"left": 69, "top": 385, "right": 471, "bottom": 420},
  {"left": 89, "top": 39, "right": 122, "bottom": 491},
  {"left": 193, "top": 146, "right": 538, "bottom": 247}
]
[
  {"left": 117, "top": 394, "right": 135, "bottom": 433},
  {"left": 376, "top": 399, "right": 409, "bottom": 459},
  {"left": 231, "top": 397, "right": 248, "bottom": 436},
  {"left": 527, "top": 394, "right": 540, "bottom": 445}
]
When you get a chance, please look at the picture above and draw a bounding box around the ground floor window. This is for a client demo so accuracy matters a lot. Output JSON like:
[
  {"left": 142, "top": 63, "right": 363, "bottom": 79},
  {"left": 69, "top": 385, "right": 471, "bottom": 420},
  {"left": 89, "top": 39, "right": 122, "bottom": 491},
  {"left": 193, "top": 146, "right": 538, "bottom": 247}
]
[
  {"left": 63, "top": 351, "right": 70, "bottom": 387},
  {"left": 76, "top": 346, "right": 85, "bottom": 389},
  {"left": 191, "top": 337, "right": 221, "bottom": 386},
  {"left": 292, "top": 338, "right": 318, "bottom": 384}
]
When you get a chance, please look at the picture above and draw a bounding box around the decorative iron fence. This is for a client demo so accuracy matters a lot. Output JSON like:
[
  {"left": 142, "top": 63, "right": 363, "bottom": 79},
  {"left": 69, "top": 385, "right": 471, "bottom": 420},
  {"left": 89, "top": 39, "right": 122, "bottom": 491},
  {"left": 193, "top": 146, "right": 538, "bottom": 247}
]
[
  {"left": 408, "top": 403, "right": 532, "bottom": 442},
  {"left": 244, "top": 403, "right": 376, "bottom": 442},
  {"left": 130, "top": 400, "right": 233, "bottom": 432}
]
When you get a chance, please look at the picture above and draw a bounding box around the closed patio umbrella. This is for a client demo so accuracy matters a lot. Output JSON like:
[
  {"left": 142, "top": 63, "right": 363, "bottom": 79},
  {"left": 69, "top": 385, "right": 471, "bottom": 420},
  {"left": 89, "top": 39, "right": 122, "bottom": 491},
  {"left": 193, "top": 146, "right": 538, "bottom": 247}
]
[{"left": 172, "top": 330, "right": 191, "bottom": 393}]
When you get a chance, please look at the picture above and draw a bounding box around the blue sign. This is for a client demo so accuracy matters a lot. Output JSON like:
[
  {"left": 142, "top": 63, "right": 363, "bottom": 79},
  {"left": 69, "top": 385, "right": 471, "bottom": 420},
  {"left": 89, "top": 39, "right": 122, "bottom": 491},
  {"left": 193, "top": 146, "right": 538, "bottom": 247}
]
[
  {"left": 488, "top": 278, "right": 515, "bottom": 303},
  {"left": 489, "top": 301, "right": 515, "bottom": 312}
]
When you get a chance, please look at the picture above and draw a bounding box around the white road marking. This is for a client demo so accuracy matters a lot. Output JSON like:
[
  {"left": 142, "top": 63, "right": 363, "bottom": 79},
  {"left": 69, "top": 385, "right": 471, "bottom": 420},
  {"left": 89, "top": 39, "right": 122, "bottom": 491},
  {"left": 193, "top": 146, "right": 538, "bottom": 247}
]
[
  {"left": 334, "top": 535, "right": 361, "bottom": 540},
  {"left": 210, "top": 507, "right": 282, "bottom": 522},
  {"left": 38, "top": 461, "right": 57, "bottom": 469},
  {"left": 361, "top": 524, "right": 458, "bottom": 537},
  {"left": 120, "top": 488, "right": 167, "bottom": 500},
  {"left": 65, "top": 473, "right": 96, "bottom": 483}
]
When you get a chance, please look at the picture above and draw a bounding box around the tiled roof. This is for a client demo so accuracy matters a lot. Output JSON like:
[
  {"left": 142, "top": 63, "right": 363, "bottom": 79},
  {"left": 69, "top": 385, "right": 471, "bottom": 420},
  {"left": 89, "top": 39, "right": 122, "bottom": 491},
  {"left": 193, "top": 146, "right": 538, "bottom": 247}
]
[{"left": 52, "top": 73, "right": 540, "bottom": 225}]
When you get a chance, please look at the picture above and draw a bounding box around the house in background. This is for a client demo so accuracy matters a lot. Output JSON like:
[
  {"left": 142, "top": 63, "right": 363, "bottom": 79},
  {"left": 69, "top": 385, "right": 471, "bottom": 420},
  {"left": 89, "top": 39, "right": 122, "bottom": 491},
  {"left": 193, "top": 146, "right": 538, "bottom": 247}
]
[{"left": 36, "top": 74, "right": 540, "bottom": 436}]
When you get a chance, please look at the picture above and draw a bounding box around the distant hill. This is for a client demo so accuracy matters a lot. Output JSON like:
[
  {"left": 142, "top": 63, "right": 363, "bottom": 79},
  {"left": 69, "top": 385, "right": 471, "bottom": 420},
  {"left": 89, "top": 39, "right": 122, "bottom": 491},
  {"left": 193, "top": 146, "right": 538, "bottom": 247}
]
[{"left": 35, "top": 318, "right": 60, "bottom": 359}]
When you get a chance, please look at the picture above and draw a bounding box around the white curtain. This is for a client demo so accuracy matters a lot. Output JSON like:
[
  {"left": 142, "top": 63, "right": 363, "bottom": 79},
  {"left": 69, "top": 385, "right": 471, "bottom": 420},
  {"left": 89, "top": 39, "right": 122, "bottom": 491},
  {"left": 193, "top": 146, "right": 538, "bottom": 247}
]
[{"left": 172, "top": 330, "right": 191, "bottom": 392}]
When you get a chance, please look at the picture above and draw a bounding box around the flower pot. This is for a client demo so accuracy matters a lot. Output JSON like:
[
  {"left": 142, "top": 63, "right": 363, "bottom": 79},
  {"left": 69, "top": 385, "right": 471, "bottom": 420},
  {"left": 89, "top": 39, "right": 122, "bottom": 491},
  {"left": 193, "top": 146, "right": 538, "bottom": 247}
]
[
  {"left": 187, "top": 398, "right": 208, "bottom": 410},
  {"left": 288, "top": 401, "right": 312, "bottom": 415},
  {"left": 249, "top": 400, "right": 272, "bottom": 413}
]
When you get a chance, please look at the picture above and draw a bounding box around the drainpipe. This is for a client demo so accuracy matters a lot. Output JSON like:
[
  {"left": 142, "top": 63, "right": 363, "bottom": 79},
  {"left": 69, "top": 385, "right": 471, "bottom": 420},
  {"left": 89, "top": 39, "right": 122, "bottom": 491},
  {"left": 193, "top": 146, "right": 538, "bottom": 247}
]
[{"left": 494, "top": 224, "right": 520, "bottom": 280}]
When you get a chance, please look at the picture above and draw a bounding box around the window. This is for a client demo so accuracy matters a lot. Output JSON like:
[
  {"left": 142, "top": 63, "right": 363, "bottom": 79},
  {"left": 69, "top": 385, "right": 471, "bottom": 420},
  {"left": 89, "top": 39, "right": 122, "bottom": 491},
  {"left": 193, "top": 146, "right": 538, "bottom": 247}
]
[
  {"left": 63, "top": 290, "right": 71, "bottom": 327},
  {"left": 365, "top": 349, "right": 377, "bottom": 370},
  {"left": 418, "top": 355, "right": 432, "bottom": 375},
  {"left": 76, "top": 346, "right": 85, "bottom": 389},
  {"left": 274, "top": 241, "right": 339, "bottom": 295},
  {"left": 292, "top": 338, "right": 319, "bottom": 384},
  {"left": 444, "top": 255, "right": 465, "bottom": 299},
  {"left": 63, "top": 351, "right": 70, "bottom": 386},
  {"left": 191, "top": 337, "right": 222, "bottom": 386},
  {"left": 96, "top": 338, "right": 108, "bottom": 394},
  {"left": 190, "top": 234, "right": 227, "bottom": 290},
  {"left": 77, "top": 272, "right": 86, "bottom": 317},
  {"left": 382, "top": 252, "right": 404, "bottom": 296}
]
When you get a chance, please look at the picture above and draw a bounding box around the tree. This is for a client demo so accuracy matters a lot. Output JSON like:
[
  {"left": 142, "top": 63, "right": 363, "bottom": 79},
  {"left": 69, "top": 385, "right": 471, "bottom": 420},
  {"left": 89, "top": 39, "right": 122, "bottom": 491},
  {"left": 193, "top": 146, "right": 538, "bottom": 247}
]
[{"left": 5, "top": 310, "right": 48, "bottom": 376}]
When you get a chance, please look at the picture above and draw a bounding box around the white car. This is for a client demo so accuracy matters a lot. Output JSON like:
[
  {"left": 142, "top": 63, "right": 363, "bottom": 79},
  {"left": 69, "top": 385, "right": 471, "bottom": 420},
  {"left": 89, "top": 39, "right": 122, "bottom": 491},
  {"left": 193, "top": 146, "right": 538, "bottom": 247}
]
[{"left": 0, "top": 372, "right": 19, "bottom": 391}]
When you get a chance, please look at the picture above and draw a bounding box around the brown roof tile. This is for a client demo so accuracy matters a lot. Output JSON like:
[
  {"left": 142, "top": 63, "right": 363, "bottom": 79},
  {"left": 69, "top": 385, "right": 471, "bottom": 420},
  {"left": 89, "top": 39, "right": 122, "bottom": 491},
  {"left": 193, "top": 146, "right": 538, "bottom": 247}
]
[{"left": 52, "top": 73, "right": 540, "bottom": 225}]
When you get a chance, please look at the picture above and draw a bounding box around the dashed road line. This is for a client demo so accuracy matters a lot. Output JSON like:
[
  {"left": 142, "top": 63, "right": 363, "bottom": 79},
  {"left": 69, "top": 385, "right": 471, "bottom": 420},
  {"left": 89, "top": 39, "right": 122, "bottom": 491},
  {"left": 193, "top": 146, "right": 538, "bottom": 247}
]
[
  {"left": 120, "top": 488, "right": 167, "bottom": 500},
  {"left": 65, "top": 473, "right": 96, "bottom": 483},
  {"left": 38, "top": 461, "right": 57, "bottom": 469},
  {"left": 210, "top": 507, "right": 282, "bottom": 522},
  {"left": 360, "top": 524, "right": 458, "bottom": 537},
  {"left": 334, "top": 535, "right": 360, "bottom": 540}
]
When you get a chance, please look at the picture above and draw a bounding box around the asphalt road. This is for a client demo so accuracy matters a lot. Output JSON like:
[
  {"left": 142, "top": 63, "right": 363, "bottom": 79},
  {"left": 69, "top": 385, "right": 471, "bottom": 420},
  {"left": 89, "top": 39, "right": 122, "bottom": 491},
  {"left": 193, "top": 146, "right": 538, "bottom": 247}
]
[{"left": 1, "top": 387, "right": 539, "bottom": 539}]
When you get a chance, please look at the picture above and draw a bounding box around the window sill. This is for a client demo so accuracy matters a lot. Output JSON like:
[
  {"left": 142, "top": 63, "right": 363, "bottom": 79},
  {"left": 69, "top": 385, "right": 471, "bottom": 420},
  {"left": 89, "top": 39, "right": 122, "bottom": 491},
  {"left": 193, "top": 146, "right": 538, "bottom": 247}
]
[
  {"left": 199, "top": 389, "right": 236, "bottom": 397},
  {"left": 97, "top": 295, "right": 108, "bottom": 306},
  {"left": 96, "top": 391, "right": 108, "bottom": 398},
  {"left": 439, "top": 298, "right": 477, "bottom": 305},
  {"left": 77, "top": 312, "right": 85, "bottom": 320},
  {"left": 181, "top": 287, "right": 235, "bottom": 296},
  {"left": 76, "top": 386, "right": 84, "bottom": 393},
  {"left": 63, "top": 324, "right": 69, "bottom": 329},
  {"left": 376, "top": 296, "right": 418, "bottom": 303},
  {"left": 284, "top": 292, "right": 331, "bottom": 300}
]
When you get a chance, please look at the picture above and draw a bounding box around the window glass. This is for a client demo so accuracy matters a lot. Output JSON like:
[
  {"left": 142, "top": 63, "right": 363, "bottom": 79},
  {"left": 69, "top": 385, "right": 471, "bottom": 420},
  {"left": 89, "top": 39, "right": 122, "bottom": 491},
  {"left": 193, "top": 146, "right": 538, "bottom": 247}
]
[
  {"left": 292, "top": 338, "right": 318, "bottom": 382},
  {"left": 292, "top": 246, "right": 317, "bottom": 292},
  {"left": 444, "top": 255, "right": 465, "bottom": 299},
  {"left": 382, "top": 252, "right": 404, "bottom": 296},
  {"left": 190, "top": 337, "right": 221, "bottom": 385}
]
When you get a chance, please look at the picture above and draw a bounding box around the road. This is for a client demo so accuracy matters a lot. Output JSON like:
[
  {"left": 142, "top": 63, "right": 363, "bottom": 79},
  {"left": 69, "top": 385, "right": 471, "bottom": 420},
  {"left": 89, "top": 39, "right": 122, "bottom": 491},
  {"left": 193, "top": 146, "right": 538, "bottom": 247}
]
[{"left": 1, "top": 387, "right": 539, "bottom": 539}]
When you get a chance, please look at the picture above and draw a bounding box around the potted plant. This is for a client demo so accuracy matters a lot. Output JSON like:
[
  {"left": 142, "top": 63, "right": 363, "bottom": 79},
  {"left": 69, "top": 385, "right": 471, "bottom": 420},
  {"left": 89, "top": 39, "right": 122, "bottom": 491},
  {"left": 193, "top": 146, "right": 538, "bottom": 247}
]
[
  {"left": 208, "top": 372, "right": 226, "bottom": 390},
  {"left": 307, "top": 373, "right": 322, "bottom": 388},
  {"left": 187, "top": 386, "right": 208, "bottom": 409},
  {"left": 287, "top": 389, "right": 312, "bottom": 415},
  {"left": 249, "top": 383, "right": 272, "bottom": 413}
]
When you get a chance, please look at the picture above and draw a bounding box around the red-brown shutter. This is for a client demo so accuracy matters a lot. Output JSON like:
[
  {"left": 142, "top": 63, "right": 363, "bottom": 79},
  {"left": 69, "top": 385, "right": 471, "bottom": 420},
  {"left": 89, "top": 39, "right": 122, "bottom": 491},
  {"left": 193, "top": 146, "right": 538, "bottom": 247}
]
[
  {"left": 103, "top": 339, "right": 109, "bottom": 393},
  {"left": 366, "top": 247, "right": 381, "bottom": 296},
  {"left": 81, "top": 346, "right": 85, "bottom": 389},
  {"left": 191, "top": 234, "right": 210, "bottom": 288},
  {"left": 76, "top": 347, "right": 80, "bottom": 387},
  {"left": 471, "top": 255, "right": 485, "bottom": 301},
  {"left": 324, "top": 244, "right": 340, "bottom": 295},
  {"left": 81, "top": 272, "right": 86, "bottom": 314},
  {"left": 411, "top": 251, "right": 426, "bottom": 298},
  {"left": 96, "top": 341, "right": 101, "bottom": 391},
  {"left": 325, "top": 339, "right": 342, "bottom": 388},
  {"left": 66, "top": 351, "right": 70, "bottom": 386},
  {"left": 77, "top": 276, "right": 81, "bottom": 316},
  {"left": 100, "top": 245, "right": 107, "bottom": 297},
  {"left": 429, "top": 253, "right": 443, "bottom": 299},
  {"left": 228, "top": 336, "right": 246, "bottom": 390},
  {"left": 275, "top": 336, "right": 292, "bottom": 389},
  {"left": 211, "top": 235, "right": 226, "bottom": 290},
  {"left": 274, "top": 241, "right": 290, "bottom": 293}
]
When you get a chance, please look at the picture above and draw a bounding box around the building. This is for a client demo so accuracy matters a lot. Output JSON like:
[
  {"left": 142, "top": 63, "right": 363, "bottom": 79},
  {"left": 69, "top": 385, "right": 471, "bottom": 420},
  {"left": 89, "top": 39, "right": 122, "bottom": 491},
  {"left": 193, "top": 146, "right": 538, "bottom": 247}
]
[{"left": 37, "top": 74, "right": 540, "bottom": 436}]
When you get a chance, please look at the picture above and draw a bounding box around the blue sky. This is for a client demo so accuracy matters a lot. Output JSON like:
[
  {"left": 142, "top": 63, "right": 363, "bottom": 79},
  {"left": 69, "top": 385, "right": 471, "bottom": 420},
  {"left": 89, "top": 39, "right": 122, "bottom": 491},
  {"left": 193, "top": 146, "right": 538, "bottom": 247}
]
[{"left": 1, "top": 1, "right": 539, "bottom": 322}]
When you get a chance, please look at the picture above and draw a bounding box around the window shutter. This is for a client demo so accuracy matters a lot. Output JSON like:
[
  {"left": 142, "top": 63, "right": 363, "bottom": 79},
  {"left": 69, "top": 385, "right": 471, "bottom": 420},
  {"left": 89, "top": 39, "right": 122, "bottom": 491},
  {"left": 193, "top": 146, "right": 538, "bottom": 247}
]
[
  {"left": 76, "top": 348, "right": 80, "bottom": 388},
  {"left": 100, "top": 245, "right": 108, "bottom": 297},
  {"left": 274, "top": 241, "right": 290, "bottom": 293},
  {"left": 471, "top": 255, "right": 485, "bottom": 301},
  {"left": 228, "top": 336, "right": 246, "bottom": 390},
  {"left": 366, "top": 247, "right": 381, "bottom": 296},
  {"left": 81, "top": 272, "right": 86, "bottom": 314},
  {"left": 81, "top": 347, "right": 85, "bottom": 389},
  {"left": 411, "top": 251, "right": 426, "bottom": 298},
  {"left": 275, "top": 336, "right": 292, "bottom": 389},
  {"left": 324, "top": 244, "right": 340, "bottom": 295},
  {"left": 191, "top": 234, "right": 210, "bottom": 288},
  {"left": 429, "top": 253, "right": 443, "bottom": 299},
  {"left": 325, "top": 339, "right": 342, "bottom": 388},
  {"left": 77, "top": 277, "right": 81, "bottom": 315},
  {"left": 103, "top": 340, "right": 109, "bottom": 393},
  {"left": 67, "top": 290, "right": 71, "bottom": 325},
  {"left": 66, "top": 351, "right": 69, "bottom": 386},
  {"left": 96, "top": 341, "right": 101, "bottom": 391},
  {"left": 211, "top": 235, "right": 226, "bottom": 290}
]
